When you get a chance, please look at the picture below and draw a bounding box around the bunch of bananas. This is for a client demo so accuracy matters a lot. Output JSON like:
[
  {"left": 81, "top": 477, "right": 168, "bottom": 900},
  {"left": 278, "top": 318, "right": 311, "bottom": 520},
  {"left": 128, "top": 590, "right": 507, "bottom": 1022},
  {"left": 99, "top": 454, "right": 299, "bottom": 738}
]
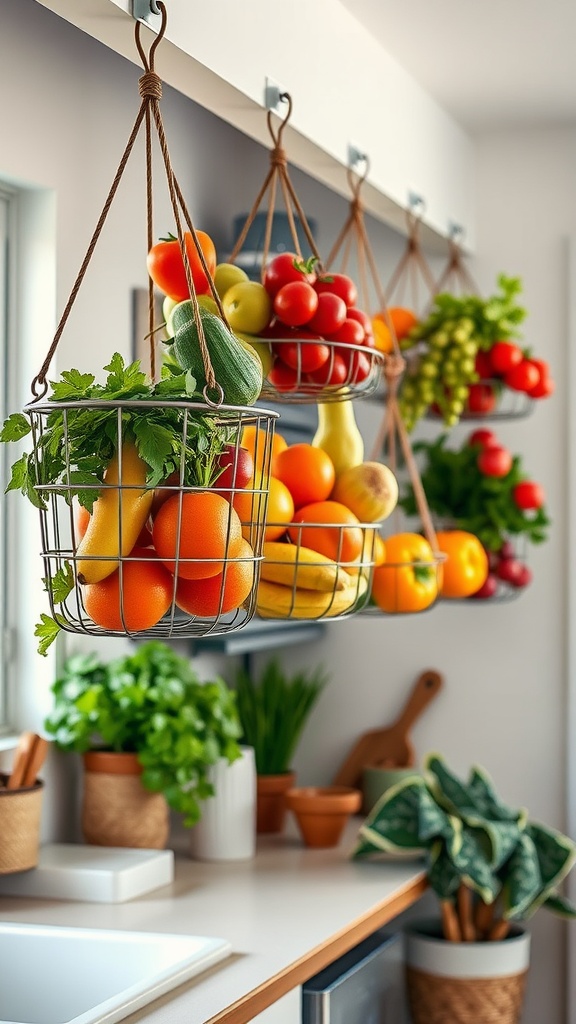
[{"left": 256, "top": 542, "right": 367, "bottom": 619}]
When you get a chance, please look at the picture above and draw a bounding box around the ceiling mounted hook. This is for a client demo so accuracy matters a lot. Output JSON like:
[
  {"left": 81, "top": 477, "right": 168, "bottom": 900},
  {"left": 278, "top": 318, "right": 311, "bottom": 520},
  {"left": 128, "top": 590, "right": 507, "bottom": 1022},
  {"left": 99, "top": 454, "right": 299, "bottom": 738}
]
[{"left": 132, "top": 0, "right": 162, "bottom": 28}]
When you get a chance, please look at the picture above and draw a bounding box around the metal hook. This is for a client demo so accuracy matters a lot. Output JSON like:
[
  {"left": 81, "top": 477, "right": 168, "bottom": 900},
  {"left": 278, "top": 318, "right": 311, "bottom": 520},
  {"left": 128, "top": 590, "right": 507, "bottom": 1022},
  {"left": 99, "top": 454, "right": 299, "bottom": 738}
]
[
  {"left": 448, "top": 221, "right": 465, "bottom": 242},
  {"left": 408, "top": 191, "right": 426, "bottom": 216},
  {"left": 132, "top": 0, "right": 162, "bottom": 28}
]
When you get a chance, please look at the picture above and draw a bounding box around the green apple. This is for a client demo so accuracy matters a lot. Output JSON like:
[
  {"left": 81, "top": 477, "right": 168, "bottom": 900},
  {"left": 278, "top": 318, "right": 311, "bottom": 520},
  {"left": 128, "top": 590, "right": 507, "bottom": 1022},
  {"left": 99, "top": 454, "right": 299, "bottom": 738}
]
[
  {"left": 162, "top": 295, "right": 178, "bottom": 339},
  {"left": 214, "top": 262, "right": 249, "bottom": 300},
  {"left": 222, "top": 281, "right": 272, "bottom": 335},
  {"left": 235, "top": 332, "right": 274, "bottom": 377},
  {"left": 197, "top": 293, "right": 220, "bottom": 317}
]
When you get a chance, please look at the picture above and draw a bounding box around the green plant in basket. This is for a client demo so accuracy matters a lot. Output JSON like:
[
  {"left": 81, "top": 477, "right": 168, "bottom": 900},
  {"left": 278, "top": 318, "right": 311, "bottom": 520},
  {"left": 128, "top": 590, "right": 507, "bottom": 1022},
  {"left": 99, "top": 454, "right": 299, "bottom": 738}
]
[
  {"left": 353, "top": 752, "right": 576, "bottom": 941},
  {"left": 44, "top": 640, "right": 242, "bottom": 826},
  {"left": 234, "top": 658, "right": 328, "bottom": 775},
  {"left": 400, "top": 429, "right": 550, "bottom": 556}
]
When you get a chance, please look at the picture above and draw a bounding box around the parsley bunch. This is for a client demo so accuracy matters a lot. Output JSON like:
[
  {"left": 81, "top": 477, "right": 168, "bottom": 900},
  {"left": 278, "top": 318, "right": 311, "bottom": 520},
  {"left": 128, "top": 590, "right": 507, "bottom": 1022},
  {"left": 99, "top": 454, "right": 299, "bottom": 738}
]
[{"left": 1, "top": 353, "right": 233, "bottom": 512}]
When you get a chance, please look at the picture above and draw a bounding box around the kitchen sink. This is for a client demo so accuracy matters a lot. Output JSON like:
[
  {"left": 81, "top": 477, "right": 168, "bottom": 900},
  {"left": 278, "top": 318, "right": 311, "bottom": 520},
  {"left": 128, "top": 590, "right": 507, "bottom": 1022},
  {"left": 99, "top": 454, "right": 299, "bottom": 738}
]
[{"left": 0, "top": 922, "right": 231, "bottom": 1024}]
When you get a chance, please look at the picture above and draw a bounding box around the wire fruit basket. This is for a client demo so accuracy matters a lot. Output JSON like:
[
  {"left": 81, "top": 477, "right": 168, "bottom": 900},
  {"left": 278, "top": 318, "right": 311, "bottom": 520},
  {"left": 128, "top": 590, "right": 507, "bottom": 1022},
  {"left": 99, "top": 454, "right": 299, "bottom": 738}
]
[
  {"left": 29, "top": 399, "right": 277, "bottom": 639},
  {"left": 255, "top": 519, "right": 380, "bottom": 621}
]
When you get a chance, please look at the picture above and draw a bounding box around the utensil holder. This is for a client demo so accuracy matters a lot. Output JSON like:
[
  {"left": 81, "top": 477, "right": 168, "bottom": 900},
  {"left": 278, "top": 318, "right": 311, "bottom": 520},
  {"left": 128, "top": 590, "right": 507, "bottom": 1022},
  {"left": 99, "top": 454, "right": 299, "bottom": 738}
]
[{"left": 0, "top": 774, "right": 44, "bottom": 874}]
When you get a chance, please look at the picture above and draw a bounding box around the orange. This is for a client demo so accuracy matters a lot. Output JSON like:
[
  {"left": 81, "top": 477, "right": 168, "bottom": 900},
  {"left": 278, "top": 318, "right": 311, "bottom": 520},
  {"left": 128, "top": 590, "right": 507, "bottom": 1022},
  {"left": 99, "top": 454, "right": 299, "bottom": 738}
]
[
  {"left": 372, "top": 307, "right": 419, "bottom": 351},
  {"left": 371, "top": 316, "right": 393, "bottom": 354},
  {"left": 273, "top": 444, "right": 335, "bottom": 509},
  {"left": 288, "top": 501, "right": 363, "bottom": 563},
  {"left": 373, "top": 533, "right": 387, "bottom": 566},
  {"left": 83, "top": 547, "right": 174, "bottom": 632},
  {"left": 264, "top": 477, "right": 295, "bottom": 541},
  {"left": 152, "top": 491, "right": 242, "bottom": 579},
  {"left": 388, "top": 307, "right": 419, "bottom": 340},
  {"left": 242, "top": 425, "right": 287, "bottom": 473},
  {"left": 175, "top": 538, "right": 255, "bottom": 617}
]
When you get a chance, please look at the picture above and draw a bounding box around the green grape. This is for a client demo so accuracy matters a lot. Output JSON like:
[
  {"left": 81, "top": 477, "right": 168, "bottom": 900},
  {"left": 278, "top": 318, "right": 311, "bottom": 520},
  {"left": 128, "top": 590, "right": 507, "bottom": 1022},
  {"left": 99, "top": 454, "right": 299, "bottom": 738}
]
[
  {"left": 429, "top": 331, "right": 450, "bottom": 348},
  {"left": 459, "top": 357, "right": 476, "bottom": 377},
  {"left": 419, "top": 360, "right": 439, "bottom": 379}
]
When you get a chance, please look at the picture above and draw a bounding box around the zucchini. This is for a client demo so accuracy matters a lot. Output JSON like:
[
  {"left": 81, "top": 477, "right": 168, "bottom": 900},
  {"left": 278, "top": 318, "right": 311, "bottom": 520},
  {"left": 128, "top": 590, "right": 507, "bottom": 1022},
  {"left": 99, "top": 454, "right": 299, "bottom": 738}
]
[{"left": 171, "top": 302, "right": 263, "bottom": 406}]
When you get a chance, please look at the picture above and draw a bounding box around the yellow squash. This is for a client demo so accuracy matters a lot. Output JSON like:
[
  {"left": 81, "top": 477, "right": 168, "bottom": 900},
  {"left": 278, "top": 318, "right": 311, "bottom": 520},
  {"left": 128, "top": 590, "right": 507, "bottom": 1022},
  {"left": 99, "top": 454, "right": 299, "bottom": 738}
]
[
  {"left": 75, "top": 441, "right": 154, "bottom": 584},
  {"left": 311, "top": 399, "right": 364, "bottom": 476}
]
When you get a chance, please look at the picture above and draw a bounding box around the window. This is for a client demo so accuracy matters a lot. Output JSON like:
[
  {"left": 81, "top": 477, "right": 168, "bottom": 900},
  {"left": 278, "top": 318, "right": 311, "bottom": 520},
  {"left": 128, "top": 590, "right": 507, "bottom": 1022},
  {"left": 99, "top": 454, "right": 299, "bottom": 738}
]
[{"left": 0, "top": 184, "right": 15, "bottom": 732}]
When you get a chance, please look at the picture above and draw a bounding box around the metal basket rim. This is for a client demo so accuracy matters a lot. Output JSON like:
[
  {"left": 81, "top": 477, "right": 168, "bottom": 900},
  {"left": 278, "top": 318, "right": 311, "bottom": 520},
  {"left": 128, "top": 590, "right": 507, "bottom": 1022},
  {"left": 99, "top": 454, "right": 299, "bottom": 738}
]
[{"left": 25, "top": 397, "right": 280, "bottom": 418}]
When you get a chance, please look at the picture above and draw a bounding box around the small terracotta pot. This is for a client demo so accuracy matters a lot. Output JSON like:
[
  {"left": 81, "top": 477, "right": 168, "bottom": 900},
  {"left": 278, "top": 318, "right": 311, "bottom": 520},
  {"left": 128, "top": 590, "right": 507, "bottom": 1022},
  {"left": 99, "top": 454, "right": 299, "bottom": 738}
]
[
  {"left": 256, "top": 772, "right": 296, "bottom": 834},
  {"left": 286, "top": 786, "right": 362, "bottom": 848},
  {"left": 82, "top": 751, "right": 169, "bottom": 849}
]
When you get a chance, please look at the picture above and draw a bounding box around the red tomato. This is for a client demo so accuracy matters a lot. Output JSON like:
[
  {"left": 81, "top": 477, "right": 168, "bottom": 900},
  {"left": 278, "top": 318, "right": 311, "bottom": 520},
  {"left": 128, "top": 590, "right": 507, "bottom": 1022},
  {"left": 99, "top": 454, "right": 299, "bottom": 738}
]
[
  {"left": 268, "top": 360, "right": 299, "bottom": 392},
  {"left": 263, "top": 253, "right": 316, "bottom": 297},
  {"left": 489, "top": 341, "right": 523, "bottom": 375},
  {"left": 273, "top": 281, "right": 319, "bottom": 327},
  {"left": 477, "top": 446, "right": 513, "bottom": 477},
  {"left": 315, "top": 273, "right": 358, "bottom": 309},
  {"left": 497, "top": 558, "right": 532, "bottom": 588},
  {"left": 147, "top": 230, "right": 216, "bottom": 300},
  {"left": 513, "top": 480, "right": 545, "bottom": 510},
  {"left": 528, "top": 375, "right": 555, "bottom": 399},
  {"left": 346, "top": 307, "right": 372, "bottom": 341},
  {"left": 468, "top": 428, "right": 499, "bottom": 449},
  {"left": 338, "top": 347, "right": 371, "bottom": 384},
  {"left": 475, "top": 350, "right": 493, "bottom": 380},
  {"left": 504, "top": 359, "right": 540, "bottom": 393},
  {"left": 275, "top": 336, "right": 330, "bottom": 373},
  {"left": 470, "top": 574, "right": 499, "bottom": 599},
  {"left": 306, "top": 353, "right": 348, "bottom": 387},
  {"left": 306, "top": 292, "right": 347, "bottom": 336},
  {"left": 466, "top": 383, "right": 496, "bottom": 414},
  {"left": 327, "top": 318, "right": 365, "bottom": 347}
]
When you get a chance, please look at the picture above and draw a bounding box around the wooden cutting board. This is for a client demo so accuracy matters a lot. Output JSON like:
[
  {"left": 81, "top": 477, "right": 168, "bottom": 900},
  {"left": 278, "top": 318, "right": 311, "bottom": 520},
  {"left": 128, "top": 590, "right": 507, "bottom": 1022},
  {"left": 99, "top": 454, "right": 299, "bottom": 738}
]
[{"left": 332, "top": 669, "right": 443, "bottom": 788}]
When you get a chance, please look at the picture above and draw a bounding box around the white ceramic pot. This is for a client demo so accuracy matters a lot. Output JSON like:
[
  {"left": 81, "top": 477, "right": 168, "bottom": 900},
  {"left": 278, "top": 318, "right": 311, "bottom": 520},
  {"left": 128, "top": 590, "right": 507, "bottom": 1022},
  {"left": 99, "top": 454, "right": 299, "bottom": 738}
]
[
  {"left": 189, "top": 746, "right": 256, "bottom": 862},
  {"left": 405, "top": 918, "right": 530, "bottom": 1024}
]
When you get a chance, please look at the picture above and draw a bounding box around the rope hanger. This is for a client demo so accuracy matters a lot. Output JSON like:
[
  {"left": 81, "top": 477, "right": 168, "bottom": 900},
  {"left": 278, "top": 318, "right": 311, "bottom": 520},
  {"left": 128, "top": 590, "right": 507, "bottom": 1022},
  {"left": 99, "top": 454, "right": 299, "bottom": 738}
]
[{"left": 30, "top": 2, "right": 219, "bottom": 400}]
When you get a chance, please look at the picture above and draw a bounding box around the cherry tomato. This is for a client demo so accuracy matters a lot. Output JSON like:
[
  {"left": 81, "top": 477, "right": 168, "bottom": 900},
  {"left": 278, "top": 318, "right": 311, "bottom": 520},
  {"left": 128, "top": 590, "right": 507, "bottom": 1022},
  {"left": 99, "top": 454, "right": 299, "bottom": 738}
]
[
  {"left": 346, "top": 307, "right": 372, "bottom": 341},
  {"left": 306, "top": 353, "right": 348, "bottom": 387},
  {"left": 273, "top": 281, "right": 319, "bottom": 327},
  {"left": 474, "top": 350, "right": 493, "bottom": 379},
  {"left": 504, "top": 359, "right": 540, "bottom": 393},
  {"left": 497, "top": 558, "right": 532, "bottom": 588},
  {"left": 528, "top": 375, "right": 555, "bottom": 399},
  {"left": 489, "top": 341, "right": 523, "bottom": 375},
  {"left": 274, "top": 335, "right": 330, "bottom": 373},
  {"left": 513, "top": 480, "right": 545, "bottom": 510},
  {"left": 327, "top": 318, "right": 365, "bottom": 347},
  {"left": 315, "top": 273, "right": 357, "bottom": 309},
  {"left": 306, "top": 292, "right": 347, "bottom": 336},
  {"left": 468, "top": 428, "right": 499, "bottom": 449},
  {"left": 147, "top": 230, "right": 217, "bottom": 300},
  {"left": 263, "top": 253, "right": 316, "bottom": 297},
  {"left": 470, "top": 574, "right": 499, "bottom": 599},
  {"left": 337, "top": 345, "right": 371, "bottom": 384},
  {"left": 466, "top": 383, "right": 496, "bottom": 414},
  {"left": 477, "top": 445, "right": 513, "bottom": 477},
  {"left": 268, "top": 360, "right": 299, "bottom": 392}
]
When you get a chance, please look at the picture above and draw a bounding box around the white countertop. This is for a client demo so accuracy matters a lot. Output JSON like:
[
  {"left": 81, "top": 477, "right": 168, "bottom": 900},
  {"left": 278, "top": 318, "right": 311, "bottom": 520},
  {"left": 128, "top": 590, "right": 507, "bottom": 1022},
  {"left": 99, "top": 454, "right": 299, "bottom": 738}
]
[{"left": 0, "top": 819, "right": 427, "bottom": 1024}]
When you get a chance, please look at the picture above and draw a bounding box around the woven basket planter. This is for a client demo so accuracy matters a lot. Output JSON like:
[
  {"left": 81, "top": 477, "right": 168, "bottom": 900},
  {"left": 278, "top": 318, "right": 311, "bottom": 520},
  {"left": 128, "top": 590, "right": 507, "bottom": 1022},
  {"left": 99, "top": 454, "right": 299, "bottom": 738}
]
[
  {"left": 81, "top": 751, "right": 169, "bottom": 850},
  {"left": 405, "top": 919, "right": 530, "bottom": 1024},
  {"left": 0, "top": 775, "right": 44, "bottom": 874}
]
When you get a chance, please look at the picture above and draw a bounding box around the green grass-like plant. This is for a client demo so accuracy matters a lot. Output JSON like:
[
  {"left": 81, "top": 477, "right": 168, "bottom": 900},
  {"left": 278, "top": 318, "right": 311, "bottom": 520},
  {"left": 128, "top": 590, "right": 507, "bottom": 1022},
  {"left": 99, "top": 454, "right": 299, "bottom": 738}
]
[
  {"left": 44, "top": 640, "right": 242, "bottom": 826},
  {"left": 353, "top": 753, "right": 576, "bottom": 941},
  {"left": 234, "top": 658, "right": 328, "bottom": 775}
]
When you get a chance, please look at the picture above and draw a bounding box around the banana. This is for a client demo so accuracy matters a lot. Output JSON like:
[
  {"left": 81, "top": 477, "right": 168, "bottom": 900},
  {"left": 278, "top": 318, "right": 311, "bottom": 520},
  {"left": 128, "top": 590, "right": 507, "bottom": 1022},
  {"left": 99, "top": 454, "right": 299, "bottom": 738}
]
[
  {"left": 261, "top": 542, "right": 352, "bottom": 592},
  {"left": 257, "top": 575, "right": 368, "bottom": 619},
  {"left": 76, "top": 441, "right": 154, "bottom": 585}
]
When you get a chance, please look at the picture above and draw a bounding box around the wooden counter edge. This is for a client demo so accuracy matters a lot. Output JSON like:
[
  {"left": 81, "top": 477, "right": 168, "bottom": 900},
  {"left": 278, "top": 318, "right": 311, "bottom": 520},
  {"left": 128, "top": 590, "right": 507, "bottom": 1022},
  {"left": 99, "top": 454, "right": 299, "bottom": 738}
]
[{"left": 204, "top": 871, "right": 428, "bottom": 1024}]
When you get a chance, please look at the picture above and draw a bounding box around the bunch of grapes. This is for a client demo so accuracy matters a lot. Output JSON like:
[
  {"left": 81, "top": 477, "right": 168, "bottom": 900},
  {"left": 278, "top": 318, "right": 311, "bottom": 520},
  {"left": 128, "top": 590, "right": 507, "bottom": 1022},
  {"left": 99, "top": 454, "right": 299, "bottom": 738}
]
[{"left": 398, "top": 314, "right": 478, "bottom": 430}]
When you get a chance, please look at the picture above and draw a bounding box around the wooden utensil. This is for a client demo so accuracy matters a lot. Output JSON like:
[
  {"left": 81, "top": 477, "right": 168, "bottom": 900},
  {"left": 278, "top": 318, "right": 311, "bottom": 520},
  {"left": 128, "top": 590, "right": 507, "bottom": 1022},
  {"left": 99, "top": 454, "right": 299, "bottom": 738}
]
[
  {"left": 6, "top": 732, "right": 49, "bottom": 789},
  {"left": 332, "top": 669, "right": 443, "bottom": 788}
]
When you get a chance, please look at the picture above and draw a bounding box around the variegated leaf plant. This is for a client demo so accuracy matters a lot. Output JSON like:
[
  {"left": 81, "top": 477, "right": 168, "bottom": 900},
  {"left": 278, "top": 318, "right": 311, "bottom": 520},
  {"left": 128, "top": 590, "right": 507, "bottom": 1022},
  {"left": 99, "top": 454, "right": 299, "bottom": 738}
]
[{"left": 352, "top": 753, "right": 576, "bottom": 942}]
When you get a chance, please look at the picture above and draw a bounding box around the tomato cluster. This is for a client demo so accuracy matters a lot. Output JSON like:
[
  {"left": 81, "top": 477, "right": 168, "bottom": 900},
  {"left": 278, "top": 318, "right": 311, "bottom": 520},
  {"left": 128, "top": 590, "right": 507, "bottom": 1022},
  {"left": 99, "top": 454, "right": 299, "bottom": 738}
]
[
  {"left": 472, "top": 341, "right": 554, "bottom": 411},
  {"left": 260, "top": 253, "right": 375, "bottom": 391}
]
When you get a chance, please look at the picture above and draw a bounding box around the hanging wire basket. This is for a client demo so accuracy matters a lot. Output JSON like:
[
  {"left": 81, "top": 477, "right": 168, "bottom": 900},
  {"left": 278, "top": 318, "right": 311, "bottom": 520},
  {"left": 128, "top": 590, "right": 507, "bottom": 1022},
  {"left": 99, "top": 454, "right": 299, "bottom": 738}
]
[
  {"left": 227, "top": 96, "right": 384, "bottom": 404},
  {"left": 435, "top": 529, "right": 531, "bottom": 605},
  {"left": 29, "top": 399, "right": 278, "bottom": 639},
  {"left": 255, "top": 519, "right": 379, "bottom": 621},
  {"left": 8, "top": 6, "right": 281, "bottom": 648}
]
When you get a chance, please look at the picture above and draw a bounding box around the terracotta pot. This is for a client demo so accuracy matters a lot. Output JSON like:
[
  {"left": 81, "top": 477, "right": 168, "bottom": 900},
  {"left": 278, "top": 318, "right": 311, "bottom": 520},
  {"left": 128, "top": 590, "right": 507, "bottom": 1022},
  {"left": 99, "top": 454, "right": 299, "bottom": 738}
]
[
  {"left": 286, "top": 786, "right": 362, "bottom": 848},
  {"left": 256, "top": 772, "right": 296, "bottom": 834},
  {"left": 405, "top": 918, "right": 530, "bottom": 1024},
  {"left": 82, "top": 751, "right": 169, "bottom": 849}
]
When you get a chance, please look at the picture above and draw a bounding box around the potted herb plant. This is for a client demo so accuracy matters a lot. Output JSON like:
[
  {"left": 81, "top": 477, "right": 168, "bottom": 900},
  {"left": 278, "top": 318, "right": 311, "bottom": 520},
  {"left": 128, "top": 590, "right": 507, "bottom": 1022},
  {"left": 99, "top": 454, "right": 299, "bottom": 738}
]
[
  {"left": 45, "top": 640, "right": 242, "bottom": 848},
  {"left": 233, "top": 658, "right": 328, "bottom": 834},
  {"left": 400, "top": 427, "right": 550, "bottom": 598},
  {"left": 352, "top": 753, "right": 576, "bottom": 1024}
]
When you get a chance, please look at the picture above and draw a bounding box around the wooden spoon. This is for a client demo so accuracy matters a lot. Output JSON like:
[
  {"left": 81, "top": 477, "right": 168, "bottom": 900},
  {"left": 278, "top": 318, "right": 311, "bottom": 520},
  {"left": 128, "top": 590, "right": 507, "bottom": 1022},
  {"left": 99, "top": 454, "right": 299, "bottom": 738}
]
[
  {"left": 6, "top": 733, "right": 49, "bottom": 789},
  {"left": 332, "top": 669, "right": 443, "bottom": 788}
]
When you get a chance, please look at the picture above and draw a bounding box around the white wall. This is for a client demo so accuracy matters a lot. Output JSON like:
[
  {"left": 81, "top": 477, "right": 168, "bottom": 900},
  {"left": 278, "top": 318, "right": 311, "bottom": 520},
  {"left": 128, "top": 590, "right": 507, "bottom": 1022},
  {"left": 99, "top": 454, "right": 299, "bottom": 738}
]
[{"left": 1, "top": 4, "right": 573, "bottom": 1023}]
